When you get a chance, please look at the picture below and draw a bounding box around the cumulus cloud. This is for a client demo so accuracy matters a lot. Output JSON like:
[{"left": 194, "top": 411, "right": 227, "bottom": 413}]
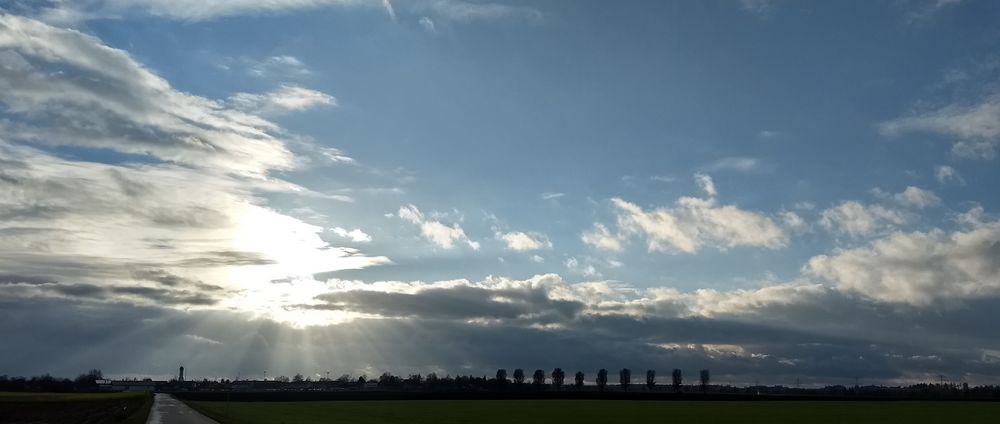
[
  {"left": 497, "top": 231, "right": 551, "bottom": 251},
  {"left": 426, "top": 0, "right": 542, "bottom": 24},
  {"left": 880, "top": 94, "right": 1000, "bottom": 160},
  {"left": 893, "top": 186, "right": 940, "bottom": 209},
  {"left": 820, "top": 201, "right": 907, "bottom": 238},
  {"left": 228, "top": 85, "right": 336, "bottom": 115},
  {"left": 594, "top": 175, "right": 789, "bottom": 254},
  {"left": 935, "top": 165, "right": 965, "bottom": 185},
  {"left": 806, "top": 215, "right": 1000, "bottom": 305},
  {"left": 398, "top": 204, "right": 479, "bottom": 250}
]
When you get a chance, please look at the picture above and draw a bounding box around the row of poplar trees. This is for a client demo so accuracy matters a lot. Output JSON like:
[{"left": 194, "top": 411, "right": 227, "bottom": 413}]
[{"left": 495, "top": 368, "right": 710, "bottom": 392}]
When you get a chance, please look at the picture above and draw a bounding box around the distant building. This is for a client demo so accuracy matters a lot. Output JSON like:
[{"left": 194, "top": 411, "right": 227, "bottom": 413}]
[
  {"left": 101, "top": 379, "right": 163, "bottom": 392},
  {"left": 179, "top": 366, "right": 185, "bottom": 382}
]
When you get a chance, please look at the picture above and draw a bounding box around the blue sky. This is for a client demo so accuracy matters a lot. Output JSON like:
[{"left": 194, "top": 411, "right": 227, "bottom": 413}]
[{"left": 2, "top": 0, "right": 1000, "bottom": 385}]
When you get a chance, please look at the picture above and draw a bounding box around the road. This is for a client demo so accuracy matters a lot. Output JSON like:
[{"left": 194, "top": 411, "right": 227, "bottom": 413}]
[{"left": 147, "top": 393, "right": 219, "bottom": 424}]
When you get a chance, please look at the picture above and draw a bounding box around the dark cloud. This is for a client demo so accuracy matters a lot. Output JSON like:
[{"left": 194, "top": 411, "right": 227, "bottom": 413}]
[{"left": 309, "top": 285, "right": 583, "bottom": 321}]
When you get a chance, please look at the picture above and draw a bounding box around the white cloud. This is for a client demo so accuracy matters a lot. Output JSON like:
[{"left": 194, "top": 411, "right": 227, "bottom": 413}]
[
  {"left": 247, "top": 55, "right": 313, "bottom": 79},
  {"left": 332, "top": 227, "right": 372, "bottom": 243},
  {"left": 650, "top": 175, "right": 676, "bottom": 183},
  {"left": 934, "top": 165, "right": 965, "bottom": 185},
  {"left": 806, "top": 215, "right": 1000, "bottom": 305},
  {"left": 702, "top": 157, "right": 762, "bottom": 173},
  {"left": 880, "top": 94, "right": 1000, "bottom": 160},
  {"left": 418, "top": 16, "right": 436, "bottom": 32},
  {"left": 541, "top": 192, "right": 565, "bottom": 200},
  {"left": 757, "top": 129, "right": 782, "bottom": 139},
  {"left": 228, "top": 85, "right": 336, "bottom": 115},
  {"left": 397, "top": 204, "right": 479, "bottom": 250},
  {"left": 820, "top": 201, "right": 907, "bottom": 238},
  {"left": 694, "top": 173, "right": 717, "bottom": 197},
  {"left": 27, "top": 0, "right": 387, "bottom": 22},
  {"left": 564, "top": 257, "right": 600, "bottom": 278},
  {"left": 381, "top": 0, "right": 395, "bottom": 20},
  {"left": 581, "top": 223, "right": 623, "bottom": 252},
  {"left": 0, "top": 15, "right": 293, "bottom": 175},
  {"left": 600, "top": 175, "right": 788, "bottom": 254},
  {"left": 739, "top": 0, "right": 778, "bottom": 18},
  {"left": 530, "top": 255, "right": 544, "bottom": 263},
  {"left": 497, "top": 231, "right": 551, "bottom": 252},
  {"left": 427, "top": 0, "right": 542, "bottom": 24},
  {"left": 894, "top": 186, "right": 940, "bottom": 209}
]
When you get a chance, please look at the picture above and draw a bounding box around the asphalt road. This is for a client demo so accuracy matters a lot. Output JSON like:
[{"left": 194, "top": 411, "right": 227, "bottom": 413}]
[{"left": 147, "top": 393, "right": 219, "bottom": 424}]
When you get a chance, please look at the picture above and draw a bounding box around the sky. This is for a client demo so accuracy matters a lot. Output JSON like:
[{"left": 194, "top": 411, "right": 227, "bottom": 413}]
[{"left": 1, "top": 0, "right": 1000, "bottom": 386}]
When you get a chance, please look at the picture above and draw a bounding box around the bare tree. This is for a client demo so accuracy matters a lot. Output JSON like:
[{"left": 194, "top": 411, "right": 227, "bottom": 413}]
[
  {"left": 575, "top": 371, "right": 585, "bottom": 389},
  {"left": 699, "top": 369, "right": 710, "bottom": 393},
  {"left": 596, "top": 369, "right": 608, "bottom": 391},
  {"left": 496, "top": 369, "right": 507, "bottom": 385},
  {"left": 532, "top": 369, "right": 546, "bottom": 388},
  {"left": 552, "top": 368, "right": 565, "bottom": 391},
  {"left": 513, "top": 369, "right": 525, "bottom": 387},
  {"left": 646, "top": 369, "right": 656, "bottom": 391},
  {"left": 619, "top": 368, "right": 631, "bottom": 392},
  {"left": 293, "top": 373, "right": 304, "bottom": 383},
  {"left": 672, "top": 369, "right": 683, "bottom": 392}
]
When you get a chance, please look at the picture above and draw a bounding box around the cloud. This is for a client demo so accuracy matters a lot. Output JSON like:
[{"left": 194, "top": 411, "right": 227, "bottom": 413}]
[
  {"left": 739, "top": 0, "right": 779, "bottom": 18},
  {"left": 594, "top": 175, "right": 789, "bottom": 254},
  {"left": 23, "top": 0, "right": 389, "bottom": 22},
  {"left": 426, "top": 0, "right": 542, "bottom": 24},
  {"left": 0, "top": 15, "right": 389, "bottom": 323},
  {"left": 381, "top": 0, "right": 395, "bottom": 20},
  {"left": 806, "top": 214, "right": 1000, "bottom": 305},
  {"left": 331, "top": 227, "right": 372, "bottom": 243},
  {"left": 880, "top": 94, "right": 1000, "bottom": 160},
  {"left": 564, "top": 257, "right": 600, "bottom": 278},
  {"left": 934, "top": 165, "right": 965, "bottom": 185},
  {"left": 893, "top": 186, "right": 940, "bottom": 209},
  {"left": 820, "top": 201, "right": 907, "bottom": 238},
  {"left": 694, "top": 173, "right": 717, "bottom": 197},
  {"left": 418, "top": 16, "right": 435, "bottom": 32},
  {"left": 0, "top": 15, "right": 294, "bottom": 175},
  {"left": 497, "top": 231, "right": 551, "bottom": 252},
  {"left": 397, "top": 204, "right": 479, "bottom": 250},
  {"left": 246, "top": 55, "right": 313, "bottom": 79},
  {"left": 228, "top": 85, "right": 336, "bottom": 115},
  {"left": 581, "top": 223, "right": 623, "bottom": 252},
  {"left": 701, "top": 157, "right": 763, "bottom": 173},
  {"left": 541, "top": 192, "right": 565, "bottom": 200}
]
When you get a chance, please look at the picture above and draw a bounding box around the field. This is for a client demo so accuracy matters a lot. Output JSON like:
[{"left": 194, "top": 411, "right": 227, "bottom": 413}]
[
  {"left": 184, "top": 399, "right": 1000, "bottom": 424},
  {"left": 0, "top": 391, "right": 152, "bottom": 424}
]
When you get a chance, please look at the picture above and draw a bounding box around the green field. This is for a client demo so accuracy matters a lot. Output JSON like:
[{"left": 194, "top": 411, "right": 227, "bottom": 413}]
[
  {"left": 185, "top": 399, "right": 1000, "bottom": 424},
  {"left": 0, "top": 391, "right": 152, "bottom": 424}
]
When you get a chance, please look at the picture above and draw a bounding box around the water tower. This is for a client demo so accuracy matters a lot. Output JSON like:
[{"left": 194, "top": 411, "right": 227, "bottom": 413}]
[{"left": 179, "top": 366, "right": 185, "bottom": 382}]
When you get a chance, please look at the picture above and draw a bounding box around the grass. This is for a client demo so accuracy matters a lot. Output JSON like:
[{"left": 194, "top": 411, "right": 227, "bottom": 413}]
[
  {"left": 185, "top": 399, "right": 1000, "bottom": 424},
  {"left": 0, "top": 391, "right": 152, "bottom": 423}
]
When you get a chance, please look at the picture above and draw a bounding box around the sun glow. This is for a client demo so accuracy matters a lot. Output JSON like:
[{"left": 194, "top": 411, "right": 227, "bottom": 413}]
[{"left": 214, "top": 204, "right": 388, "bottom": 327}]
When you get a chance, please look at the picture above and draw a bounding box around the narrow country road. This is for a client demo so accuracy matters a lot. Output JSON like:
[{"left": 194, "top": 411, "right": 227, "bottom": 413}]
[{"left": 147, "top": 393, "right": 219, "bottom": 424}]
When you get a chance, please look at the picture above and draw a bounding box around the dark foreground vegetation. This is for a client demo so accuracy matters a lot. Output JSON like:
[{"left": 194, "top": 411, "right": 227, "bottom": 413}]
[
  {"left": 0, "top": 391, "right": 152, "bottom": 424},
  {"left": 182, "top": 399, "right": 1000, "bottom": 424}
]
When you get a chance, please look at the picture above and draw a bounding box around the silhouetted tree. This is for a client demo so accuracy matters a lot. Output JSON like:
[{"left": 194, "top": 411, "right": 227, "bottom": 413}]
[
  {"left": 552, "top": 368, "right": 565, "bottom": 391},
  {"left": 496, "top": 369, "right": 507, "bottom": 385},
  {"left": 426, "top": 373, "right": 438, "bottom": 386},
  {"left": 672, "top": 369, "right": 683, "bottom": 392},
  {"left": 700, "top": 369, "right": 710, "bottom": 393},
  {"left": 513, "top": 369, "right": 525, "bottom": 387},
  {"left": 596, "top": 369, "right": 608, "bottom": 391},
  {"left": 619, "top": 368, "right": 631, "bottom": 392},
  {"left": 646, "top": 369, "right": 656, "bottom": 391},
  {"left": 532, "top": 369, "right": 546, "bottom": 387},
  {"left": 74, "top": 369, "right": 103, "bottom": 389},
  {"left": 293, "top": 373, "right": 304, "bottom": 383},
  {"left": 575, "top": 371, "right": 585, "bottom": 389}
]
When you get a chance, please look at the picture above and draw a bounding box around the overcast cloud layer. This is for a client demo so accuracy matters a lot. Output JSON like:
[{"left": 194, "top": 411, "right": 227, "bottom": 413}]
[{"left": 2, "top": 1, "right": 1000, "bottom": 386}]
